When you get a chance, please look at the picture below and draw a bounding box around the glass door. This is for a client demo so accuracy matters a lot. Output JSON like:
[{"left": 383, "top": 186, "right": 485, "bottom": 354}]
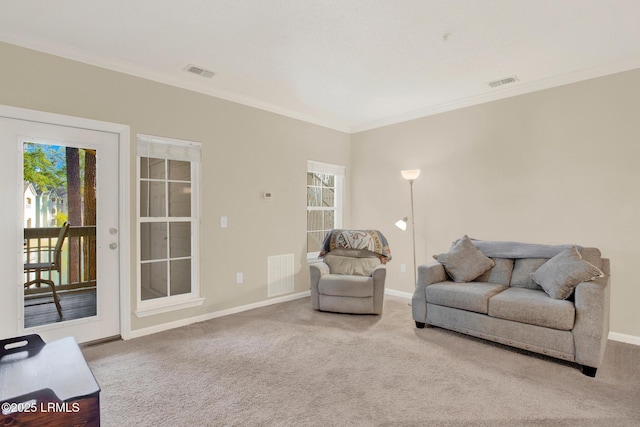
[{"left": 0, "top": 113, "right": 121, "bottom": 344}]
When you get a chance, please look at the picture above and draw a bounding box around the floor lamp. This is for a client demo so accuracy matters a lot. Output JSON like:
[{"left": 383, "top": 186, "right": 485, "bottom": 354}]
[{"left": 395, "top": 169, "right": 421, "bottom": 287}]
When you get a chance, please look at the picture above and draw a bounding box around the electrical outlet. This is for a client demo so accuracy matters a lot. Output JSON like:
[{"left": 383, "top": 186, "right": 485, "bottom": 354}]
[
  {"left": 236, "top": 272, "right": 243, "bottom": 284},
  {"left": 400, "top": 264, "right": 407, "bottom": 273}
]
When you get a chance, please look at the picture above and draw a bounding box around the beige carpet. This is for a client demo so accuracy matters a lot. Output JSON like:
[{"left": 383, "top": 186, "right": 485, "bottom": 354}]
[{"left": 82, "top": 296, "right": 640, "bottom": 426}]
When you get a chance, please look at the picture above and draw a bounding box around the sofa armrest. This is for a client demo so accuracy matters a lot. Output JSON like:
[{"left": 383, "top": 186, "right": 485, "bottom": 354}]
[
  {"left": 309, "top": 262, "right": 329, "bottom": 310},
  {"left": 412, "top": 261, "right": 448, "bottom": 323},
  {"left": 573, "top": 258, "right": 611, "bottom": 369}
]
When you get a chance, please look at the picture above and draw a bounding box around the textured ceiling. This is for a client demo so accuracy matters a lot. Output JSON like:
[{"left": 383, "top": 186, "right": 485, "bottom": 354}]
[{"left": 1, "top": 0, "right": 639, "bottom": 133}]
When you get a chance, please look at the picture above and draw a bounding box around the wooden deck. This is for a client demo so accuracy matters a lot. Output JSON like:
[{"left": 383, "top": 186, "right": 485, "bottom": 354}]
[{"left": 24, "top": 289, "right": 96, "bottom": 329}]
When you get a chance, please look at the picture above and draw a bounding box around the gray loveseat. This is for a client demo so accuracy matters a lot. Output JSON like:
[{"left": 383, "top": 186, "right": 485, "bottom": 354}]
[{"left": 412, "top": 237, "right": 610, "bottom": 377}]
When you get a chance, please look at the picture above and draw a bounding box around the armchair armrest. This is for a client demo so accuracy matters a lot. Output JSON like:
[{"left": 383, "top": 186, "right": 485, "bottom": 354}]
[
  {"left": 310, "top": 261, "right": 330, "bottom": 279},
  {"left": 573, "top": 258, "right": 611, "bottom": 369},
  {"left": 309, "top": 262, "right": 329, "bottom": 310},
  {"left": 412, "top": 261, "right": 448, "bottom": 323},
  {"left": 371, "top": 265, "right": 387, "bottom": 315}
]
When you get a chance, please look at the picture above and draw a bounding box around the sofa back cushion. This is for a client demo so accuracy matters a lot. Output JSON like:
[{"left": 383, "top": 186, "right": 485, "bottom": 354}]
[
  {"left": 475, "top": 258, "right": 514, "bottom": 285},
  {"left": 323, "top": 253, "right": 380, "bottom": 276},
  {"left": 510, "top": 258, "right": 548, "bottom": 289}
]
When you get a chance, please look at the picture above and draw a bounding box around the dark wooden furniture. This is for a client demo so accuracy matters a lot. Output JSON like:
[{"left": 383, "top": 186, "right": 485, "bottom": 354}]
[{"left": 0, "top": 334, "right": 100, "bottom": 426}]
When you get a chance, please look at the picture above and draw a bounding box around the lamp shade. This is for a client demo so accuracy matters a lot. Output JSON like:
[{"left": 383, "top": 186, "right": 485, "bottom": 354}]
[
  {"left": 401, "top": 169, "right": 421, "bottom": 181},
  {"left": 395, "top": 217, "right": 408, "bottom": 231}
]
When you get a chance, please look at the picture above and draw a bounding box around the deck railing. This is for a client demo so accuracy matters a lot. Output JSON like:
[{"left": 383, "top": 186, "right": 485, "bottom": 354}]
[{"left": 24, "top": 225, "right": 97, "bottom": 297}]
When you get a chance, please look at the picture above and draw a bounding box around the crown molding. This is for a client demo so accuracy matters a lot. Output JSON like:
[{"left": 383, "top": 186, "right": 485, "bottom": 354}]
[
  {"left": 0, "top": 34, "right": 352, "bottom": 133},
  {"left": 3, "top": 33, "right": 639, "bottom": 135},
  {"left": 351, "top": 58, "right": 640, "bottom": 134}
]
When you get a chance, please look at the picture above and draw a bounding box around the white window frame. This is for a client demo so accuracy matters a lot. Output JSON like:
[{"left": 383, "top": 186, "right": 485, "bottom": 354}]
[
  {"left": 306, "top": 160, "right": 345, "bottom": 261},
  {"left": 135, "top": 134, "right": 204, "bottom": 317}
]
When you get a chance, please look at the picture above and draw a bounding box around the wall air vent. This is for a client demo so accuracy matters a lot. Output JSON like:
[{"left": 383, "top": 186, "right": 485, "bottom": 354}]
[
  {"left": 184, "top": 64, "right": 215, "bottom": 79},
  {"left": 488, "top": 75, "right": 519, "bottom": 88}
]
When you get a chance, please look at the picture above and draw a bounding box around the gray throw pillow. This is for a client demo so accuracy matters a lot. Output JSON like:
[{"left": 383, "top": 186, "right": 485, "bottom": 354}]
[
  {"left": 434, "top": 235, "right": 495, "bottom": 283},
  {"left": 531, "top": 246, "right": 604, "bottom": 300}
]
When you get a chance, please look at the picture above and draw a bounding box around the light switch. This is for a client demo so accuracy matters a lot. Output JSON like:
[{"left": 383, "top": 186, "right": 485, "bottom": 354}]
[{"left": 220, "top": 216, "right": 228, "bottom": 228}]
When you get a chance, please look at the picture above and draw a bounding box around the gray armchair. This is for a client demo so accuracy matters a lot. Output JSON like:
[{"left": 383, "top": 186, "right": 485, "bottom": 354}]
[{"left": 310, "top": 249, "right": 387, "bottom": 314}]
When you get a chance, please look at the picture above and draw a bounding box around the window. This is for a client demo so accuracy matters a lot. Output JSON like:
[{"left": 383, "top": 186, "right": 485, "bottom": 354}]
[
  {"left": 307, "top": 160, "right": 344, "bottom": 259},
  {"left": 136, "top": 134, "right": 203, "bottom": 317}
]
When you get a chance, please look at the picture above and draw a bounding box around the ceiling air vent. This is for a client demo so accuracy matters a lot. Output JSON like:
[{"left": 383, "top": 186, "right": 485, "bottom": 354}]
[
  {"left": 488, "top": 75, "right": 519, "bottom": 88},
  {"left": 184, "top": 64, "right": 215, "bottom": 79}
]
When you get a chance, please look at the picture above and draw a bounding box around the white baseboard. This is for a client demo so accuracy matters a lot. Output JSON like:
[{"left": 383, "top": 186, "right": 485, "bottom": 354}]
[
  {"left": 608, "top": 332, "right": 640, "bottom": 346},
  {"left": 385, "top": 289, "right": 412, "bottom": 299},
  {"left": 127, "top": 291, "right": 311, "bottom": 340}
]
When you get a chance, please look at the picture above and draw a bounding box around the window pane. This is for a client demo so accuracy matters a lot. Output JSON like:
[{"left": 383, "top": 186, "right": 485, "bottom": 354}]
[
  {"left": 149, "top": 157, "right": 165, "bottom": 179},
  {"left": 140, "top": 157, "right": 149, "bottom": 179},
  {"left": 141, "top": 261, "right": 168, "bottom": 300},
  {"left": 170, "top": 222, "right": 191, "bottom": 258},
  {"left": 140, "top": 182, "right": 166, "bottom": 217},
  {"left": 307, "top": 232, "right": 325, "bottom": 254},
  {"left": 307, "top": 187, "right": 321, "bottom": 207},
  {"left": 170, "top": 259, "right": 191, "bottom": 296},
  {"left": 321, "top": 174, "right": 334, "bottom": 187},
  {"left": 307, "top": 172, "right": 316, "bottom": 186},
  {"left": 322, "top": 188, "right": 335, "bottom": 207},
  {"left": 139, "top": 157, "right": 166, "bottom": 179},
  {"left": 307, "top": 210, "right": 323, "bottom": 232},
  {"left": 140, "top": 181, "right": 149, "bottom": 216},
  {"left": 168, "top": 160, "right": 190, "bottom": 181},
  {"left": 169, "top": 183, "right": 191, "bottom": 217},
  {"left": 324, "top": 210, "right": 334, "bottom": 230},
  {"left": 140, "top": 223, "right": 167, "bottom": 261}
]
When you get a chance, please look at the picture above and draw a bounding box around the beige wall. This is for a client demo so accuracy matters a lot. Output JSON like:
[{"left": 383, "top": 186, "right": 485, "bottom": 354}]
[
  {"left": 352, "top": 68, "right": 640, "bottom": 337},
  {"left": 0, "top": 42, "right": 351, "bottom": 333},
  {"left": 2, "top": 40, "right": 638, "bottom": 339}
]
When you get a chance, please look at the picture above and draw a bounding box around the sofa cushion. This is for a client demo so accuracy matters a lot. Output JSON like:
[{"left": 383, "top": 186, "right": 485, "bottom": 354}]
[
  {"left": 488, "top": 287, "right": 576, "bottom": 330},
  {"left": 323, "top": 253, "right": 380, "bottom": 276},
  {"left": 510, "top": 258, "right": 547, "bottom": 290},
  {"left": 476, "top": 258, "right": 514, "bottom": 285},
  {"left": 433, "top": 235, "right": 495, "bottom": 282},
  {"left": 531, "top": 247, "right": 604, "bottom": 300},
  {"left": 426, "top": 282, "right": 507, "bottom": 314},
  {"left": 318, "top": 275, "right": 374, "bottom": 298}
]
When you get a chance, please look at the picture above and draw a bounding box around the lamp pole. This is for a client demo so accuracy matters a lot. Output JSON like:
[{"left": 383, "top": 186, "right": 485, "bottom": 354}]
[
  {"left": 409, "top": 178, "right": 417, "bottom": 287},
  {"left": 400, "top": 169, "right": 421, "bottom": 287}
]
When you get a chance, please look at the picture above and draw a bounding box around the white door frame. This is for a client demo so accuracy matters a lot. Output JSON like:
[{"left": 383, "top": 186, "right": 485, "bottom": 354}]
[{"left": 1, "top": 104, "right": 131, "bottom": 340}]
